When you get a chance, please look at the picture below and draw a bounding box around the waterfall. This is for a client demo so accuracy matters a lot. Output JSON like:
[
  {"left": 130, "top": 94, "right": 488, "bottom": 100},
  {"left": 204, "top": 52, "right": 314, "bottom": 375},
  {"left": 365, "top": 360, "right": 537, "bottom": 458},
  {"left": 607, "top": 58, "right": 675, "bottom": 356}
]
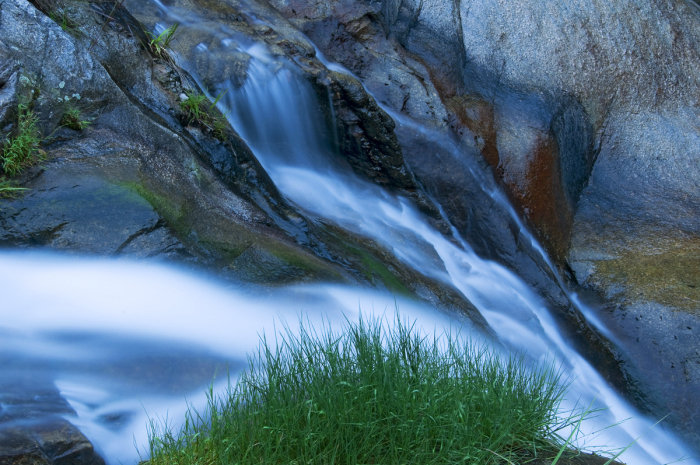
[
  {"left": 212, "top": 44, "right": 694, "bottom": 464},
  {"left": 1, "top": 1, "right": 697, "bottom": 464}
]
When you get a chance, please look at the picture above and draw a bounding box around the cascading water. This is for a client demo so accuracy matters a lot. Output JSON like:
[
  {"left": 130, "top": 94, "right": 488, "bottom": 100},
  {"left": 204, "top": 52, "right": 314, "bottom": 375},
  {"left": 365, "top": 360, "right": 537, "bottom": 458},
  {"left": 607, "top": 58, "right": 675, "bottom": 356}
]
[
  {"left": 2, "top": 2, "right": 698, "bottom": 464},
  {"left": 213, "top": 42, "right": 695, "bottom": 464}
]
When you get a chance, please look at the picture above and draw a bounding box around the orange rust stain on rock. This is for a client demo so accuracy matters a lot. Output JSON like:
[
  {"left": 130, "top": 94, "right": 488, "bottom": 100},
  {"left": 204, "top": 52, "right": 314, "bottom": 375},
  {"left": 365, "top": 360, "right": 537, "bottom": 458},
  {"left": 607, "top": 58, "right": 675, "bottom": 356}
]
[
  {"left": 415, "top": 67, "right": 574, "bottom": 265},
  {"left": 510, "top": 135, "right": 574, "bottom": 264},
  {"left": 447, "top": 95, "right": 501, "bottom": 173},
  {"left": 446, "top": 94, "right": 573, "bottom": 264}
]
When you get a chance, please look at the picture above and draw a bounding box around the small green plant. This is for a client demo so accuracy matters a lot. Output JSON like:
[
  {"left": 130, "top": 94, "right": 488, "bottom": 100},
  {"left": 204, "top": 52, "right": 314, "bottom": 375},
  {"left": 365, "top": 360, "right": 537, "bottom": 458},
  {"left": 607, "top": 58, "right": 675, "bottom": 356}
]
[
  {"left": 49, "top": 9, "right": 79, "bottom": 35},
  {"left": 0, "top": 179, "right": 28, "bottom": 198},
  {"left": 147, "top": 24, "right": 179, "bottom": 58},
  {"left": 60, "top": 106, "right": 90, "bottom": 131},
  {"left": 179, "top": 90, "right": 228, "bottom": 140},
  {"left": 210, "top": 117, "right": 227, "bottom": 141},
  {"left": 179, "top": 92, "right": 208, "bottom": 123},
  {"left": 2, "top": 103, "right": 43, "bottom": 177},
  {"left": 145, "top": 317, "right": 613, "bottom": 465}
]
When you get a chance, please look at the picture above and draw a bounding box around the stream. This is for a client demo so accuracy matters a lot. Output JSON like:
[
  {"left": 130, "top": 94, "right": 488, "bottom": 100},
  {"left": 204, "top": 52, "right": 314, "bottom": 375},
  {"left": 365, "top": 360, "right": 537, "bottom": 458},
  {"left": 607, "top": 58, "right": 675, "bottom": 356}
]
[{"left": 1, "top": 1, "right": 698, "bottom": 464}]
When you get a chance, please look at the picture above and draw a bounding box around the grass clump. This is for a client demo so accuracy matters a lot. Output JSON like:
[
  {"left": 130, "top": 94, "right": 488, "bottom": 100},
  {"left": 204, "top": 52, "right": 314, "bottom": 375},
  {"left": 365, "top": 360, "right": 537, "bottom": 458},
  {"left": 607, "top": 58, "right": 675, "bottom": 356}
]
[
  {"left": 2, "top": 103, "right": 43, "bottom": 177},
  {"left": 146, "top": 317, "right": 584, "bottom": 465},
  {"left": 147, "top": 24, "right": 179, "bottom": 59},
  {"left": 60, "top": 106, "right": 90, "bottom": 131},
  {"left": 179, "top": 90, "right": 228, "bottom": 140}
]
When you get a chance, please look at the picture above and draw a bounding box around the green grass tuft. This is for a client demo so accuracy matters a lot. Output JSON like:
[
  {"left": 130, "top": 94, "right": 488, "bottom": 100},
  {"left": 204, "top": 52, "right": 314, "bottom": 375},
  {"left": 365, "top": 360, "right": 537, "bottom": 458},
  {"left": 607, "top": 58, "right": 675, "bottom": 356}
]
[
  {"left": 60, "top": 106, "right": 91, "bottom": 131},
  {"left": 145, "top": 317, "right": 590, "bottom": 465},
  {"left": 180, "top": 90, "right": 229, "bottom": 141},
  {"left": 147, "top": 24, "right": 179, "bottom": 59},
  {"left": 1, "top": 103, "right": 43, "bottom": 177}
]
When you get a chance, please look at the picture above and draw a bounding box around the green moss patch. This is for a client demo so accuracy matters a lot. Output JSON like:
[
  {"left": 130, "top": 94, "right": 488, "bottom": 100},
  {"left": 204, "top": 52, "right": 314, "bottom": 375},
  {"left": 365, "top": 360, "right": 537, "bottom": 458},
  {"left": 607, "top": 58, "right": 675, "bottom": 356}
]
[
  {"left": 355, "top": 247, "right": 411, "bottom": 295},
  {"left": 122, "top": 181, "right": 186, "bottom": 231},
  {"left": 592, "top": 238, "right": 700, "bottom": 313}
]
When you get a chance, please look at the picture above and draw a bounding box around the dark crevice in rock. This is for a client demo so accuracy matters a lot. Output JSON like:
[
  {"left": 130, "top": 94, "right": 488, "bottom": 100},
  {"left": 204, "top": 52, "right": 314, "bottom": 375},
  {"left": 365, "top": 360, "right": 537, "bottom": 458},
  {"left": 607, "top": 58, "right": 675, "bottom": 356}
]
[{"left": 113, "top": 217, "right": 167, "bottom": 254}]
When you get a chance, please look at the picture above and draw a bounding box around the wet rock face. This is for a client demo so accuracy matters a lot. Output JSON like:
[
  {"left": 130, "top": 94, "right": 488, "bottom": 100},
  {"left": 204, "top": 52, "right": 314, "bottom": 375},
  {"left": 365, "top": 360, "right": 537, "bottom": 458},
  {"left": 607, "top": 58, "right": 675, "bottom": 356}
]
[
  {"left": 269, "top": 0, "right": 450, "bottom": 126},
  {"left": 0, "top": 165, "right": 185, "bottom": 258},
  {"left": 0, "top": 375, "right": 105, "bottom": 465},
  {"left": 0, "top": 418, "right": 104, "bottom": 465},
  {"left": 324, "top": 70, "right": 413, "bottom": 189},
  {"left": 469, "top": 93, "right": 593, "bottom": 263},
  {"left": 0, "top": 0, "right": 345, "bottom": 284},
  {"left": 267, "top": 0, "right": 583, "bottom": 263}
]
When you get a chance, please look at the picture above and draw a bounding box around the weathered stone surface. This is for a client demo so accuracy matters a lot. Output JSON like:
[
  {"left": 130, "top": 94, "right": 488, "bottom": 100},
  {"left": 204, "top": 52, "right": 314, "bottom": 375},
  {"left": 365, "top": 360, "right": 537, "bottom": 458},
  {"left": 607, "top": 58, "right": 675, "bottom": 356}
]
[
  {"left": 0, "top": 61, "right": 20, "bottom": 131},
  {"left": 566, "top": 105, "right": 700, "bottom": 446},
  {"left": 269, "top": 0, "right": 449, "bottom": 126},
  {"left": 324, "top": 69, "right": 413, "bottom": 189},
  {"left": 0, "top": 419, "right": 104, "bottom": 465}
]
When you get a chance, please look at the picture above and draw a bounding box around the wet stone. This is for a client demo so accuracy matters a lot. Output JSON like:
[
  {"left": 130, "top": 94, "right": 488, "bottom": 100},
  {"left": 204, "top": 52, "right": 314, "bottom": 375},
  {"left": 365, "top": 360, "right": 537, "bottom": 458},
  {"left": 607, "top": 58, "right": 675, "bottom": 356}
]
[
  {"left": 0, "top": 418, "right": 105, "bottom": 465},
  {"left": 0, "top": 375, "right": 104, "bottom": 465}
]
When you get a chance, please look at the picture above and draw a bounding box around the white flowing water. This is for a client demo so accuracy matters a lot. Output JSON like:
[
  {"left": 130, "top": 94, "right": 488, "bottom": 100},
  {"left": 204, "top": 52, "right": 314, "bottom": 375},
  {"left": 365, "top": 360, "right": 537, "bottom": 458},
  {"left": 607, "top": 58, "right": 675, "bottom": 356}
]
[
  {"left": 1, "top": 252, "right": 471, "bottom": 464},
  {"left": 214, "top": 48, "right": 696, "bottom": 465},
  {"left": 1, "top": 4, "right": 698, "bottom": 465}
]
